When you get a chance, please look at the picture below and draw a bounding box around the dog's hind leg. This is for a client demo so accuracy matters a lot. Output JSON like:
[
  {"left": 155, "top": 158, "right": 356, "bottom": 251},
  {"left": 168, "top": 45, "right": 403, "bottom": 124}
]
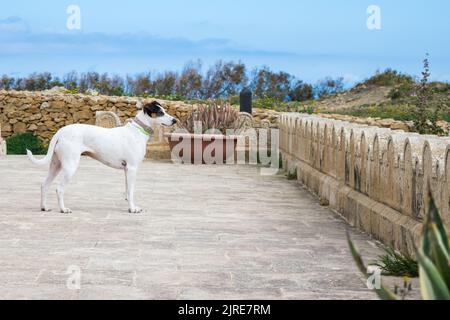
[
  {"left": 41, "top": 155, "right": 62, "bottom": 212},
  {"left": 56, "top": 157, "right": 80, "bottom": 214}
]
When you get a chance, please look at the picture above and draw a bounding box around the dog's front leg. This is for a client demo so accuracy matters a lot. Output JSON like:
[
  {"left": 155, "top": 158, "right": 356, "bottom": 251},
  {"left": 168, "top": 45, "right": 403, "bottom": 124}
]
[
  {"left": 126, "top": 166, "right": 143, "bottom": 214},
  {"left": 124, "top": 168, "right": 128, "bottom": 201}
]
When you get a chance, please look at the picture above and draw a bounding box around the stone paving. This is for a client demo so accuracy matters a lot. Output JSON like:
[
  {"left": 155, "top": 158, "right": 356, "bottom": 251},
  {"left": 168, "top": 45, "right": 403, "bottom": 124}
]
[{"left": 0, "top": 156, "right": 386, "bottom": 300}]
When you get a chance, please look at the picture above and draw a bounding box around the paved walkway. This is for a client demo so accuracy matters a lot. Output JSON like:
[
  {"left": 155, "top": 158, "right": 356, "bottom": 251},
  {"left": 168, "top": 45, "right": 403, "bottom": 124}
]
[{"left": 0, "top": 156, "right": 383, "bottom": 300}]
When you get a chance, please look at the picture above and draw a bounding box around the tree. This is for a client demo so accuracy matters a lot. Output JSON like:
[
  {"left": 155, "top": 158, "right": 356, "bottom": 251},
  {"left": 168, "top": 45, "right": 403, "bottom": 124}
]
[
  {"left": 153, "top": 72, "right": 177, "bottom": 97},
  {"left": 0, "top": 60, "right": 318, "bottom": 104},
  {"left": 177, "top": 61, "right": 203, "bottom": 99},
  {"left": 251, "top": 67, "right": 293, "bottom": 101},
  {"left": 314, "top": 77, "right": 345, "bottom": 98},
  {"left": 126, "top": 73, "right": 152, "bottom": 96},
  {"left": 79, "top": 72, "right": 100, "bottom": 92},
  {"left": 202, "top": 61, "right": 247, "bottom": 99},
  {"left": 63, "top": 71, "right": 79, "bottom": 91},
  {"left": 289, "top": 80, "right": 314, "bottom": 101},
  {"left": 0, "top": 75, "right": 15, "bottom": 90},
  {"left": 96, "top": 73, "right": 125, "bottom": 96},
  {"left": 17, "top": 72, "right": 53, "bottom": 91}
]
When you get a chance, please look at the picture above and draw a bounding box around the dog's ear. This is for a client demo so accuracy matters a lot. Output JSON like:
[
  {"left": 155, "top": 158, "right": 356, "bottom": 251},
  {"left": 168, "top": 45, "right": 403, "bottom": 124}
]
[{"left": 143, "top": 101, "right": 162, "bottom": 117}]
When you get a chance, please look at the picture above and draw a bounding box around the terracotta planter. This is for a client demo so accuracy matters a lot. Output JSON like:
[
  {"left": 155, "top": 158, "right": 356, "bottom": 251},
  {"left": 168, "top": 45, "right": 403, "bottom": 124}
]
[{"left": 165, "top": 133, "right": 239, "bottom": 164}]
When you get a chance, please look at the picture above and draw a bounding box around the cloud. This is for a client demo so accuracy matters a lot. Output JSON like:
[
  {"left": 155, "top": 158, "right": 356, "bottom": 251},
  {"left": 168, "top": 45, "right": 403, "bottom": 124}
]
[
  {"left": 0, "top": 16, "right": 296, "bottom": 59},
  {"left": 3, "top": 17, "right": 448, "bottom": 82},
  {"left": 0, "top": 16, "right": 29, "bottom": 34},
  {"left": 342, "top": 73, "right": 361, "bottom": 84},
  {"left": 0, "top": 16, "right": 304, "bottom": 77},
  {"left": 0, "top": 31, "right": 232, "bottom": 55}
]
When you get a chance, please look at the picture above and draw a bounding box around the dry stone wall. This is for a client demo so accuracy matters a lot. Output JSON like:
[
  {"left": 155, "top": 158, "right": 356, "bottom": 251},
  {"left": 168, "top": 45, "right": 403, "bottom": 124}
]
[
  {"left": 0, "top": 90, "right": 279, "bottom": 143},
  {"left": 280, "top": 113, "right": 450, "bottom": 255},
  {"left": 319, "top": 113, "right": 450, "bottom": 133}
]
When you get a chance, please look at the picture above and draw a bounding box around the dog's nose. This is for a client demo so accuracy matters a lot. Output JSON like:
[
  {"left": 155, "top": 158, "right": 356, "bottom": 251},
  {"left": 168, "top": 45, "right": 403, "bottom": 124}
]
[{"left": 172, "top": 118, "right": 178, "bottom": 125}]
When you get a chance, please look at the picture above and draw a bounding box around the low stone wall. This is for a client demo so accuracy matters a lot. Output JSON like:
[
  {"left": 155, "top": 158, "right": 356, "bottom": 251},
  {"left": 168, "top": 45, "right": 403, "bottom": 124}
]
[
  {"left": 319, "top": 113, "right": 450, "bottom": 133},
  {"left": 0, "top": 90, "right": 280, "bottom": 143},
  {"left": 320, "top": 114, "right": 411, "bottom": 131},
  {"left": 280, "top": 113, "right": 450, "bottom": 255}
]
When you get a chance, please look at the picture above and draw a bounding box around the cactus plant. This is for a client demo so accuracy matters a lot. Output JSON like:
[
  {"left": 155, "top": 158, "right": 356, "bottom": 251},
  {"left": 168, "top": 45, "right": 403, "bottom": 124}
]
[
  {"left": 181, "top": 101, "right": 240, "bottom": 135},
  {"left": 348, "top": 191, "right": 450, "bottom": 300}
]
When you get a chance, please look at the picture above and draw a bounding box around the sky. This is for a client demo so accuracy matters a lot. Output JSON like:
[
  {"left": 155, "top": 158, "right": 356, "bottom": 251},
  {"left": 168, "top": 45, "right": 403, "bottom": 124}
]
[{"left": 1, "top": 0, "right": 449, "bottom": 84}]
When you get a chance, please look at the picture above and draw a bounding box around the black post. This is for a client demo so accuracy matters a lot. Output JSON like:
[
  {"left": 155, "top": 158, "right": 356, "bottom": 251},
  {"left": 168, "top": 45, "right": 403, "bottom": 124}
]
[{"left": 239, "top": 87, "right": 252, "bottom": 114}]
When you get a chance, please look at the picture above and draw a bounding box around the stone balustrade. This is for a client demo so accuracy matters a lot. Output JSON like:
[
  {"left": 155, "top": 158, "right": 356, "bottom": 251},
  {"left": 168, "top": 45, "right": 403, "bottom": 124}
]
[
  {"left": 280, "top": 113, "right": 450, "bottom": 254},
  {"left": 0, "top": 123, "right": 6, "bottom": 155}
]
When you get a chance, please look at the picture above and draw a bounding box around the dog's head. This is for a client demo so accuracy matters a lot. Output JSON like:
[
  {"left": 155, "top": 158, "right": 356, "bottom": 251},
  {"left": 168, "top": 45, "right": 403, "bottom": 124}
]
[{"left": 143, "top": 101, "right": 177, "bottom": 127}]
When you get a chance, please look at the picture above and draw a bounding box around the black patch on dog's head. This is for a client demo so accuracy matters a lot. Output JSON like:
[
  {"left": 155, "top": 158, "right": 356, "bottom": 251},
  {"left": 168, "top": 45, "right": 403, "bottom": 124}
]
[{"left": 143, "top": 101, "right": 165, "bottom": 118}]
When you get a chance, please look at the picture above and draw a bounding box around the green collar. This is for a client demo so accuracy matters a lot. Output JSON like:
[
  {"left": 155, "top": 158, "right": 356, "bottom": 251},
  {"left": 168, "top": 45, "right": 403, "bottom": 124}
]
[{"left": 132, "top": 119, "right": 154, "bottom": 137}]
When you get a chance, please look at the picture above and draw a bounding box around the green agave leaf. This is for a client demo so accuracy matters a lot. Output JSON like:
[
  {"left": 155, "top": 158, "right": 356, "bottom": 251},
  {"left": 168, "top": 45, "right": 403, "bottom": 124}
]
[
  {"left": 347, "top": 232, "right": 366, "bottom": 275},
  {"left": 427, "top": 192, "right": 449, "bottom": 252},
  {"left": 417, "top": 248, "right": 450, "bottom": 300},
  {"left": 429, "top": 224, "right": 450, "bottom": 287},
  {"left": 422, "top": 214, "right": 431, "bottom": 256},
  {"left": 373, "top": 283, "right": 400, "bottom": 300}
]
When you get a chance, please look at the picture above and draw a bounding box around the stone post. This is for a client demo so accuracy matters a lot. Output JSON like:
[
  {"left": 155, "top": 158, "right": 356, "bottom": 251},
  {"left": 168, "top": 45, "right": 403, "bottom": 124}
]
[{"left": 240, "top": 87, "right": 252, "bottom": 114}]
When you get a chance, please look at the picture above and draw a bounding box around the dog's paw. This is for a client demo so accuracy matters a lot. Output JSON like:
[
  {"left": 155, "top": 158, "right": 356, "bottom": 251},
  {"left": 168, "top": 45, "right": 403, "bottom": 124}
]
[
  {"left": 41, "top": 207, "right": 52, "bottom": 212},
  {"left": 128, "top": 207, "right": 143, "bottom": 214},
  {"left": 60, "top": 208, "right": 72, "bottom": 214}
]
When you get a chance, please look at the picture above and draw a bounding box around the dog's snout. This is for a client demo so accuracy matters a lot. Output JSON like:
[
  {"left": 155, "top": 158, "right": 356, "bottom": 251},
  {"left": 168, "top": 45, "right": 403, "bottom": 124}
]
[{"left": 172, "top": 118, "right": 178, "bottom": 125}]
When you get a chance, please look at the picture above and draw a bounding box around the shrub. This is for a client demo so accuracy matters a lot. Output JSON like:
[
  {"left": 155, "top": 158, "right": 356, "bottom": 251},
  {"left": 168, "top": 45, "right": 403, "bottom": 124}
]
[
  {"left": 411, "top": 55, "right": 447, "bottom": 135},
  {"left": 375, "top": 247, "right": 419, "bottom": 277},
  {"left": 301, "top": 106, "right": 316, "bottom": 115},
  {"left": 253, "top": 95, "right": 284, "bottom": 110},
  {"left": 65, "top": 88, "right": 80, "bottom": 94},
  {"left": 335, "top": 103, "right": 413, "bottom": 121},
  {"left": 430, "top": 82, "right": 450, "bottom": 94},
  {"left": 388, "top": 82, "right": 415, "bottom": 100},
  {"left": 6, "top": 132, "right": 47, "bottom": 155},
  {"left": 227, "top": 95, "right": 240, "bottom": 106},
  {"left": 360, "top": 69, "right": 414, "bottom": 87},
  {"left": 286, "top": 169, "right": 298, "bottom": 181}
]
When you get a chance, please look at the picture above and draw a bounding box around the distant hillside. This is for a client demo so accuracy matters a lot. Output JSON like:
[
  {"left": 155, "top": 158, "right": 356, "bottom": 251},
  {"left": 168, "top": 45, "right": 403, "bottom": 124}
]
[
  {"left": 298, "top": 70, "right": 450, "bottom": 122},
  {"left": 309, "top": 85, "right": 392, "bottom": 112}
]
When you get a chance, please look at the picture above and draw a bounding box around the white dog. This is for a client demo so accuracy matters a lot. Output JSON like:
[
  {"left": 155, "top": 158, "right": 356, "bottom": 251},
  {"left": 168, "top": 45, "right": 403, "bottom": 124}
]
[{"left": 27, "top": 101, "right": 177, "bottom": 214}]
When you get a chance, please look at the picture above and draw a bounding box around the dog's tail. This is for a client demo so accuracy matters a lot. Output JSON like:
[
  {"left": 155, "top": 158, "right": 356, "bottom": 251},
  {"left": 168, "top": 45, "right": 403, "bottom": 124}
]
[{"left": 27, "top": 130, "right": 61, "bottom": 166}]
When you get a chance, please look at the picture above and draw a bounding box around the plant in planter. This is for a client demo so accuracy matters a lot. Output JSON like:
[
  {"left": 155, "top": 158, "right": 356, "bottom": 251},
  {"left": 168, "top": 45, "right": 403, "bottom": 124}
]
[
  {"left": 182, "top": 101, "right": 240, "bottom": 134},
  {"left": 165, "top": 101, "right": 243, "bottom": 164}
]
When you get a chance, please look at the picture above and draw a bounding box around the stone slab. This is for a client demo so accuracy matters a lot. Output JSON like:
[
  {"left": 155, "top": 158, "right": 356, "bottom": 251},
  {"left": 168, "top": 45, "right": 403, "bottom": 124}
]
[{"left": 0, "top": 156, "right": 420, "bottom": 300}]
